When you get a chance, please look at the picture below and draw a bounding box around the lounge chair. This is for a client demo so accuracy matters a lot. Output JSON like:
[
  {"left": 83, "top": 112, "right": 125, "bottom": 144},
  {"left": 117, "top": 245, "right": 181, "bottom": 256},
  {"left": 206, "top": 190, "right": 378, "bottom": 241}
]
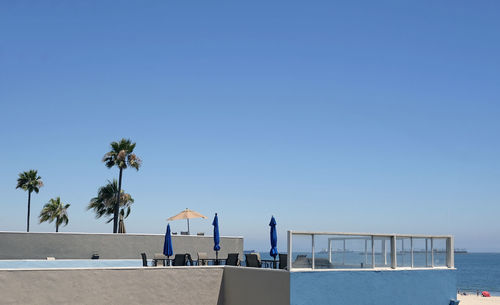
[
  {"left": 185, "top": 253, "right": 194, "bottom": 266},
  {"left": 225, "top": 253, "right": 240, "bottom": 266},
  {"left": 198, "top": 252, "right": 208, "bottom": 266},
  {"left": 154, "top": 253, "right": 167, "bottom": 266},
  {"left": 293, "top": 254, "right": 311, "bottom": 268},
  {"left": 180, "top": 231, "right": 189, "bottom": 235},
  {"left": 172, "top": 254, "right": 187, "bottom": 266},
  {"left": 279, "top": 254, "right": 287, "bottom": 270},
  {"left": 141, "top": 253, "right": 148, "bottom": 267},
  {"left": 245, "top": 253, "right": 261, "bottom": 268},
  {"left": 197, "top": 232, "right": 205, "bottom": 236}
]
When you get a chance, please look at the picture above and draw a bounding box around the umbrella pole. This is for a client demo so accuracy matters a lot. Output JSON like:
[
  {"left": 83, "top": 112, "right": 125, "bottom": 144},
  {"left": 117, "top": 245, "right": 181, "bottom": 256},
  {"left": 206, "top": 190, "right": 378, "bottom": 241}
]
[
  {"left": 216, "top": 251, "right": 219, "bottom": 265},
  {"left": 187, "top": 218, "right": 190, "bottom": 235}
]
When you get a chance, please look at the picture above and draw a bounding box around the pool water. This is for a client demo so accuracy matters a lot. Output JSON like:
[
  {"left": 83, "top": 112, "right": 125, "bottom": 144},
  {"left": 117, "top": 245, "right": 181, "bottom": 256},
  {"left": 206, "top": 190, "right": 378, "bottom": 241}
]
[{"left": 0, "top": 259, "right": 143, "bottom": 269}]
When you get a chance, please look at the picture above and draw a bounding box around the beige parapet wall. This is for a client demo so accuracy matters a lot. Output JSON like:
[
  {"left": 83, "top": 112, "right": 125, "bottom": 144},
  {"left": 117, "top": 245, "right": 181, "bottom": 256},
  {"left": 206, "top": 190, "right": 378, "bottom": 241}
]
[
  {"left": 222, "top": 266, "right": 290, "bottom": 305},
  {"left": 0, "top": 266, "right": 290, "bottom": 305},
  {"left": 0, "top": 232, "right": 243, "bottom": 260}
]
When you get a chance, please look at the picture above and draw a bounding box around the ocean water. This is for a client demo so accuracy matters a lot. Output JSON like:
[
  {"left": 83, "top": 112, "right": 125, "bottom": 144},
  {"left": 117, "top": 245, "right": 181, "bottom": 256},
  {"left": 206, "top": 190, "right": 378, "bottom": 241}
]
[
  {"left": 0, "top": 259, "right": 143, "bottom": 269},
  {"left": 455, "top": 253, "right": 500, "bottom": 294}
]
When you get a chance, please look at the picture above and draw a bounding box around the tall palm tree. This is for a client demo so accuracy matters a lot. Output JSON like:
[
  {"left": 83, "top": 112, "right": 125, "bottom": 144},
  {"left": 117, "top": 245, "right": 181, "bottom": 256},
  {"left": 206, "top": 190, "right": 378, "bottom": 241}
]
[
  {"left": 103, "top": 138, "right": 141, "bottom": 233},
  {"left": 16, "top": 170, "right": 43, "bottom": 232},
  {"left": 39, "top": 197, "right": 70, "bottom": 232},
  {"left": 87, "top": 179, "right": 135, "bottom": 225}
]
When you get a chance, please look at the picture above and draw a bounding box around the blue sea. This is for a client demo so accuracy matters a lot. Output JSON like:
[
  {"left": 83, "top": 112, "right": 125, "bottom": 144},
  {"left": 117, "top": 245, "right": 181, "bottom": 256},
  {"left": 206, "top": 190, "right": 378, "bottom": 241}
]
[{"left": 455, "top": 253, "right": 500, "bottom": 295}]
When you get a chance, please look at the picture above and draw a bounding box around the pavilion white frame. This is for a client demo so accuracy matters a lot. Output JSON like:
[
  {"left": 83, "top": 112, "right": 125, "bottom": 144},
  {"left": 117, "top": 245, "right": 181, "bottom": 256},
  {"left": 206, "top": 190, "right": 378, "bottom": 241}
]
[{"left": 287, "top": 231, "right": 454, "bottom": 271}]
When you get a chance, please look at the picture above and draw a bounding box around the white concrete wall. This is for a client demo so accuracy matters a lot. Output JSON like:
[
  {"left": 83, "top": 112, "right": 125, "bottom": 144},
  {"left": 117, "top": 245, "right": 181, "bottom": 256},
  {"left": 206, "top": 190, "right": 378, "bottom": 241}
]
[
  {"left": 222, "top": 266, "right": 290, "bottom": 305},
  {"left": 0, "top": 232, "right": 243, "bottom": 260},
  {"left": 0, "top": 267, "right": 224, "bottom": 305},
  {"left": 0, "top": 266, "right": 290, "bottom": 305}
]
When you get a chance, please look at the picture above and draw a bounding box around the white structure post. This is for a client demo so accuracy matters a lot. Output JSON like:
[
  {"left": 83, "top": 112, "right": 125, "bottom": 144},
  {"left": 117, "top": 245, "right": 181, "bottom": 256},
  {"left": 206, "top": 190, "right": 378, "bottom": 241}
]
[
  {"left": 410, "top": 237, "right": 414, "bottom": 268},
  {"left": 328, "top": 239, "right": 333, "bottom": 263},
  {"left": 371, "top": 236, "right": 375, "bottom": 268},
  {"left": 446, "top": 237, "right": 454, "bottom": 268},
  {"left": 431, "top": 238, "right": 434, "bottom": 268},
  {"left": 382, "top": 239, "right": 387, "bottom": 266},
  {"left": 364, "top": 239, "right": 368, "bottom": 265},
  {"left": 311, "top": 234, "right": 315, "bottom": 270},
  {"left": 425, "top": 238, "right": 429, "bottom": 267},
  {"left": 391, "top": 235, "right": 397, "bottom": 269},
  {"left": 287, "top": 231, "right": 292, "bottom": 271}
]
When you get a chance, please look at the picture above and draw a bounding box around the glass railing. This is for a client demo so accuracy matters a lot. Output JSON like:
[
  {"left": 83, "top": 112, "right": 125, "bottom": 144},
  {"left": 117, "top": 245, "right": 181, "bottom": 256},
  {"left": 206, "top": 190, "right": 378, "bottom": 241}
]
[{"left": 287, "top": 231, "right": 454, "bottom": 271}]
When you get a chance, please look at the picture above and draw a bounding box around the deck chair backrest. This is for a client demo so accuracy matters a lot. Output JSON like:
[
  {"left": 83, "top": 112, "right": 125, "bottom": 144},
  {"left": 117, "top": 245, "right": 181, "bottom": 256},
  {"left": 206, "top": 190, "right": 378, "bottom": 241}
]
[
  {"left": 226, "top": 253, "right": 239, "bottom": 266},
  {"left": 245, "top": 253, "right": 261, "bottom": 268},
  {"left": 198, "top": 252, "right": 208, "bottom": 266},
  {"left": 141, "top": 253, "right": 148, "bottom": 267},
  {"left": 173, "top": 254, "right": 187, "bottom": 266},
  {"left": 185, "top": 253, "right": 193, "bottom": 266},
  {"left": 279, "top": 254, "right": 288, "bottom": 270}
]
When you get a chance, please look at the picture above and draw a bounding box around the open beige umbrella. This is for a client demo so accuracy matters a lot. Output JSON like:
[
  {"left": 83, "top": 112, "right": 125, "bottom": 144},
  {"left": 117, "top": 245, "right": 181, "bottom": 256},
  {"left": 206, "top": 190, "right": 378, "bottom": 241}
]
[{"left": 167, "top": 208, "right": 207, "bottom": 235}]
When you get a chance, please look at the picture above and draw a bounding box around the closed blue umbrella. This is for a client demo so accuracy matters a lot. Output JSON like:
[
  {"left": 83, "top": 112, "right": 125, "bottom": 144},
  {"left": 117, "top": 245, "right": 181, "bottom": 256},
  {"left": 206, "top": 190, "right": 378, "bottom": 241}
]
[
  {"left": 163, "top": 224, "right": 173, "bottom": 265},
  {"left": 212, "top": 213, "right": 220, "bottom": 264},
  {"left": 269, "top": 216, "right": 278, "bottom": 267}
]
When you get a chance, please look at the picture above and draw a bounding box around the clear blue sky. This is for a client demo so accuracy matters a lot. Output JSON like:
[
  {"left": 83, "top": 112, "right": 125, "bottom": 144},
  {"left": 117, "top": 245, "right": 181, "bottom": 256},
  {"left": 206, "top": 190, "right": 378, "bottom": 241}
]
[{"left": 1, "top": 1, "right": 499, "bottom": 252}]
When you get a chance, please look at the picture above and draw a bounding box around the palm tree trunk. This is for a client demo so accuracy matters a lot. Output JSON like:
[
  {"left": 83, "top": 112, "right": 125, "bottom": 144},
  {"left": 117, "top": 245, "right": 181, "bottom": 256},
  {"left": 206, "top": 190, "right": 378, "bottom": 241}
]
[
  {"left": 56, "top": 217, "right": 59, "bottom": 233},
  {"left": 27, "top": 191, "right": 31, "bottom": 232},
  {"left": 113, "top": 168, "right": 123, "bottom": 233}
]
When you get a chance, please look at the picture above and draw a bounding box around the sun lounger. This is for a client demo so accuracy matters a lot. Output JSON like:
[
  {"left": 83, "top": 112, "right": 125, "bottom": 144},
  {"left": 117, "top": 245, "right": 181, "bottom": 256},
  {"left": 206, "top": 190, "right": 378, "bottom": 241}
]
[
  {"left": 154, "top": 253, "right": 167, "bottom": 266},
  {"left": 279, "top": 254, "right": 288, "bottom": 270},
  {"left": 198, "top": 252, "right": 208, "bottom": 266},
  {"left": 185, "top": 253, "right": 194, "bottom": 266},
  {"left": 226, "top": 253, "right": 240, "bottom": 266},
  {"left": 245, "top": 253, "right": 261, "bottom": 268},
  {"left": 141, "top": 253, "right": 148, "bottom": 267},
  {"left": 172, "top": 254, "right": 187, "bottom": 266}
]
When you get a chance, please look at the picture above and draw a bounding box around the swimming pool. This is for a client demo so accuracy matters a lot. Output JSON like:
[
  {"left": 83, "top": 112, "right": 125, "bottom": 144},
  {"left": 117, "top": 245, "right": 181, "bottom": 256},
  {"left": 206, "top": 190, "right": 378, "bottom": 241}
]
[{"left": 0, "top": 259, "right": 143, "bottom": 269}]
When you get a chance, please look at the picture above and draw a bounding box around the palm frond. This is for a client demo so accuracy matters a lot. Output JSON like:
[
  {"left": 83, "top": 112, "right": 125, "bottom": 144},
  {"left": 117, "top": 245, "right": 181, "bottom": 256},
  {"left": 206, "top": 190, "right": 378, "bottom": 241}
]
[
  {"left": 87, "top": 179, "right": 135, "bottom": 222},
  {"left": 103, "top": 139, "right": 141, "bottom": 171},
  {"left": 16, "top": 170, "right": 43, "bottom": 193},
  {"left": 39, "top": 197, "right": 70, "bottom": 230}
]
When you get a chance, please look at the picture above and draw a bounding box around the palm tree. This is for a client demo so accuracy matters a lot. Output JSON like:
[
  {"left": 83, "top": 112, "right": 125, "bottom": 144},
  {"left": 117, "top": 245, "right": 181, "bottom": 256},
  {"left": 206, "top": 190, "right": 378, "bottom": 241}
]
[
  {"left": 102, "top": 138, "right": 141, "bottom": 233},
  {"left": 87, "top": 179, "right": 135, "bottom": 225},
  {"left": 39, "top": 197, "right": 70, "bottom": 232},
  {"left": 16, "top": 170, "right": 43, "bottom": 232}
]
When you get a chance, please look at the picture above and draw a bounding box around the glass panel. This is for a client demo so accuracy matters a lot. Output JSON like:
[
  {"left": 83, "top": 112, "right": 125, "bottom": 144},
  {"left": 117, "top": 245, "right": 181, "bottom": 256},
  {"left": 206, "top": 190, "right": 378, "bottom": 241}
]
[
  {"left": 397, "top": 237, "right": 412, "bottom": 268},
  {"left": 374, "top": 237, "right": 391, "bottom": 268},
  {"left": 326, "top": 235, "right": 373, "bottom": 269},
  {"left": 411, "top": 238, "right": 428, "bottom": 268},
  {"left": 433, "top": 238, "right": 447, "bottom": 267},
  {"left": 291, "top": 234, "right": 312, "bottom": 269},
  {"left": 311, "top": 234, "right": 333, "bottom": 269}
]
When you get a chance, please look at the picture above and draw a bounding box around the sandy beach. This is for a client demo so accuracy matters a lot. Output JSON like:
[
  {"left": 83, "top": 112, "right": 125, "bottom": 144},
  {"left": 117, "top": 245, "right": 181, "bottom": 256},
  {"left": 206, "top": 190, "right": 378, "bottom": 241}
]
[{"left": 458, "top": 295, "right": 500, "bottom": 305}]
